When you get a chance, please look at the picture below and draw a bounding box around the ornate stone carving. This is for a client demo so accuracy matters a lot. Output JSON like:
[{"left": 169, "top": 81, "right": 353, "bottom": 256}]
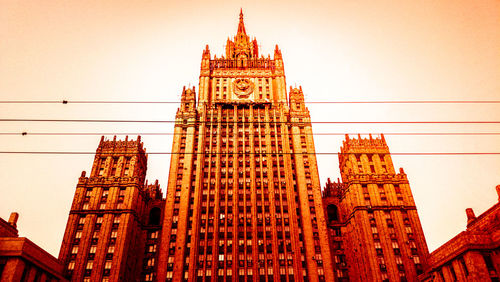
[{"left": 232, "top": 78, "right": 254, "bottom": 98}]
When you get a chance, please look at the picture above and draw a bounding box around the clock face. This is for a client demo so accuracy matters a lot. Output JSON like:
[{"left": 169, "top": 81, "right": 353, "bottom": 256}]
[{"left": 233, "top": 78, "right": 254, "bottom": 99}]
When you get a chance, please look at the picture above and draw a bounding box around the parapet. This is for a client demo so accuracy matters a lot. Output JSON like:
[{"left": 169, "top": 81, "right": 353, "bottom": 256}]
[
  {"left": 144, "top": 179, "right": 164, "bottom": 200},
  {"left": 0, "top": 212, "right": 19, "bottom": 237},
  {"left": 341, "top": 134, "right": 389, "bottom": 153},
  {"left": 339, "top": 134, "right": 389, "bottom": 165},
  {"left": 322, "top": 178, "right": 345, "bottom": 199},
  {"left": 96, "top": 136, "right": 146, "bottom": 156}
]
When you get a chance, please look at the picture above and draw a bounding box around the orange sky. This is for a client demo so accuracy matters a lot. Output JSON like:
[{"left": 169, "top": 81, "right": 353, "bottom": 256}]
[{"left": 1, "top": 0, "right": 499, "bottom": 256}]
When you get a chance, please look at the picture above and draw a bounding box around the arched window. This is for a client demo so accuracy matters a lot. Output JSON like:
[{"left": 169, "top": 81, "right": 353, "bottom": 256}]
[
  {"left": 327, "top": 204, "right": 339, "bottom": 222},
  {"left": 149, "top": 207, "right": 161, "bottom": 225}
]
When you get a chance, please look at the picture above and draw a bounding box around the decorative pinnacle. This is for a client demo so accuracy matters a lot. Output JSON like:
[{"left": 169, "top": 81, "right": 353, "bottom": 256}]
[{"left": 237, "top": 8, "right": 246, "bottom": 35}]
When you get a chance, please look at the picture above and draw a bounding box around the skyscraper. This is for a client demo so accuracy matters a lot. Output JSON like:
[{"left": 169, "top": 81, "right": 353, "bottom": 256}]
[{"left": 155, "top": 10, "right": 334, "bottom": 282}]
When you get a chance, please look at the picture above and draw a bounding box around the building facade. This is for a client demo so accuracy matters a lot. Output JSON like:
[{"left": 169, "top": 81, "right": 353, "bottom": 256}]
[
  {"left": 0, "top": 212, "right": 67, "bottom": 282},
  {"left": 419, "top": 186, "right": 500, "bottom": 281},
  {"left": 155, "top": 10, "right": 334, "bottom": 282},
  {"left": 322, "top": 135, "right": 430, "bottom": 281},
  {"left": 58, "top": 136, "right": 164, "bottom": 281},
  {"left": 51, "top": 11, "right": 500, "bottom": 282}
]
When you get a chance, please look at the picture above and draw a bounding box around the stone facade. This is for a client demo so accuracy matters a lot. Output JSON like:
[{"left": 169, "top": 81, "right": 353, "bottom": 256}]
[
  {"left": 322, "top": 134, "right": 430, "bottom": 281},
  {"left": 418, "top": 186, "right": 500, "bottom": 281},
  {"left": 58, "top": 136, "right": 164, "bottom": 281},
  {"left": 0, "top": 212, "right": 67, "bottom": 281},
  {"left": 155, "top": 10, "right": 334, "bottom": 282}
]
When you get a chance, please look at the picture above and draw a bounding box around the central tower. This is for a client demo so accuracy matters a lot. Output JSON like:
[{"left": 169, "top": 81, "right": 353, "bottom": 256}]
[{"left": 156, "top": 11, "right": 334, "bottom": 282}]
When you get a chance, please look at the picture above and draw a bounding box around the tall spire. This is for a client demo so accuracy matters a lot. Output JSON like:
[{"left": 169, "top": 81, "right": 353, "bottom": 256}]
[
  {"left": 237, "top": 8, "right": 246, "bottom": 35},
  {"left": 225, "top": 9, "right": 258, "bottom": 59}
]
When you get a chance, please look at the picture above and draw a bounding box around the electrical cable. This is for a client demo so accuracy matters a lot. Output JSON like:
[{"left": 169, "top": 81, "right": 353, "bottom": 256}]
[
  {"left": 1, "top": 132, "right": 500, "bottom": 136},
  {"left": 0, "top": 151, "right": 499, "bottom": 155},
  {"left": 1, "top": 118, "right": 500, "bottom": 124},
  {"left": 0, "top": 100, "right": 499, "bottom": 104}
]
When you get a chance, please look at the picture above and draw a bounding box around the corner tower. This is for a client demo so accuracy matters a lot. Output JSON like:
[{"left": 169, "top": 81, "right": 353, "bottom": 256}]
[
  {"left": 156, "top": 11, "right": 334, "bottom": 282},
  {"left": 323, "top": 135, "right": 429, "bottom": 281},
  {"left": 58, "top": 137, "right": 164, "bottom": 282}
]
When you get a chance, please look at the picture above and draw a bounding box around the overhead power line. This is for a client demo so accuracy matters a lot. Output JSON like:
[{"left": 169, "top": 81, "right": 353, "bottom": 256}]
[
  {"left": 0, "top": 100, "right": 499, "bottom": 104},
  {"left": 1, "top": 119, "right": 500, "bottom": 124},
  {"left": 0, "top": 151, "right": 499, "bottom": 156},
  {"left": 1, "top": 132, "right": 500, "bottom": 136}
]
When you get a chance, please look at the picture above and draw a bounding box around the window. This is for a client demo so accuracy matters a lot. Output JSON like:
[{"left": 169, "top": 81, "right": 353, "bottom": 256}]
[
  {"left": 449, "top": 263, "right": 457, "bottom": 281},
  {"left": 405, "top": 226, "right": 413, "bottom": 234},
  {"left": 377, "top": 255, "right": 386, "bottom": 267},
  {"left": 150, "top": 231, "right": 159, "bottom": 239},
  {"left": 438, "top": 269, "right": 444, "bottom": 280},
  {"left": 123, "top": 158, "right": 131, "bottom": 176},
  {"left": 409, "top": 240, "right": 417, "bottom": 249},
  {"left": 67, "top": 260, "right": 75, "bottom": 270},
  {"left": 86, "top": 260, "right": 93, "bottom": 270},
  {"left": 149, "top": 207, "right": 162, "bottom": 225},
  {"left": 105, "top": 260, "right": 112, "bottom": 269},
  {"left": 99, "top": 166, "right": 104, "bottom": 176},
  {"left": 395, "top": 256, "right": 403, "bottom": 265},
  {"left": 482, "top": 253, "right": 497, "bottom": 273},
  {"left": 458, "top": 257, "right": 468, "bottom": 276},
  {"left": 327, "top": 204, "right": 339, "bottom": 222},
  {"left": 148, "top": 245, "right": 157, "bottom": 252},
  {"left": 381, "top": 271, "right": 389, "bottom": 281},
  {"left": 71, "top": 246, "right": 79, "bottom": 254}
]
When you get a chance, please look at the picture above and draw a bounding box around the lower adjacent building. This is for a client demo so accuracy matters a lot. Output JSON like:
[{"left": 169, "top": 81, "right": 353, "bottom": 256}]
[
  {"left": 0, "top": 212, "right": 67, "bottom": 282},
  {"left": 419, "top": 186, "right": 500, "bottom": 282}
]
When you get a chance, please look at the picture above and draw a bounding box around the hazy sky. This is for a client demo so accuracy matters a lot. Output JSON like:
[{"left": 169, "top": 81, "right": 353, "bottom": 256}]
[{"left": 1, "top": 0, "right": 499, "bottom": 257}]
